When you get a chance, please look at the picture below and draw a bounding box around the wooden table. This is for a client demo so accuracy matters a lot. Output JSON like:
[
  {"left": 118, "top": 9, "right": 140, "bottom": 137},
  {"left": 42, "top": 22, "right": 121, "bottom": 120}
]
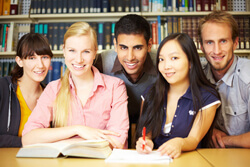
[
  {"left": 0, "top": 148, "right": 211, "bottom": 167},
  {"left": 197, "top": 148, "right": 250, "bottom": 167}
]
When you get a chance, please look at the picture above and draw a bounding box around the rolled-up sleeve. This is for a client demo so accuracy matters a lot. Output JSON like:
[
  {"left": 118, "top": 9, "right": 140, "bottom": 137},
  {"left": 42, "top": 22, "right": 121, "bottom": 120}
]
[{"left": 106, "top": 79, "right": 129, "bottom": 148}]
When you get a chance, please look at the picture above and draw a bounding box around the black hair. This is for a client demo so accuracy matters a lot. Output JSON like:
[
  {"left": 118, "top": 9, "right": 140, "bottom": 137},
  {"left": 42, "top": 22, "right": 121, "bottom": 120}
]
[
  {"left": 115, "top": 14, "right": 151, "bottom": 44},
  {"left": 136, "top": 33, "right": 220, "bottom": 147}
]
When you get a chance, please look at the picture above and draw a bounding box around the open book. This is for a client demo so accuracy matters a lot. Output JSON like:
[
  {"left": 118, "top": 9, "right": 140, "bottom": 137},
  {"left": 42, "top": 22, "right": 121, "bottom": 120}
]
[
  {"left": 16, "top": 139, "right": 112, "bottom": 159},
  {"left": 105, "top": 149, "right": 173, "bottom": 164}
]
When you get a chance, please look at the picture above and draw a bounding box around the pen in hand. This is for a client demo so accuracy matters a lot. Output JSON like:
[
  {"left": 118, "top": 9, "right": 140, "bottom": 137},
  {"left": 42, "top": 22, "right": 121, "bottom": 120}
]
[{"left": 142, "top": 127, "right": 146, "bottom": 150}]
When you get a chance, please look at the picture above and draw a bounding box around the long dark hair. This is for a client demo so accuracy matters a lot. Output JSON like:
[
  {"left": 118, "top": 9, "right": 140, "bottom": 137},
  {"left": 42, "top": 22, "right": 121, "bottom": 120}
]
[
  {"left": 136, "top": 33, "right": 219, "bottom": 146},
  {"left": 11, "top": 33, "right": 53, "bottom": 83}
]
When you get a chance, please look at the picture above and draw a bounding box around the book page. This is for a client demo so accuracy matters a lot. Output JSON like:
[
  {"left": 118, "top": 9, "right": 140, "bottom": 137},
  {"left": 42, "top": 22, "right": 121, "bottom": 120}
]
[{"left": 105, "top": 149, "right": 173, "bottom": 164}]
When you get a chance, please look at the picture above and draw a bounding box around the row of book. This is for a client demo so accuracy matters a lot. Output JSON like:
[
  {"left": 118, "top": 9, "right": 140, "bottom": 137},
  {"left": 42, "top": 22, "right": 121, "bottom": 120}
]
[
  {"left": 0, "top": 23, "right": 30, "bottom": 52},
  {"left": 29, "top": 0, "right": 141, "bottom": 14},
  {"left": 28, "top": 15, "right": 249, "bottom": 52},
  {"left": 152, "top": 15, "right": 250, "bottom": 50},
  {"left": 1, "top": 0, "right": 249, "bottom": 16},
  {"left": 0, "top": 58, "right": 65, "bottom": 84},
  {"left": 142, "top": 0, "right": 249, "bottom": 12},
  {"left": 0, "top": 0, "right": 31, "bottom": 15},
  {"left": 1, "top": 15, "right": 249, "bottom": 53},
  {"left": 30, "top": 22, "right": 116, "bottom": 51},
  {"left": 29, "top": 0, "right": 250, "bottom": 14}
]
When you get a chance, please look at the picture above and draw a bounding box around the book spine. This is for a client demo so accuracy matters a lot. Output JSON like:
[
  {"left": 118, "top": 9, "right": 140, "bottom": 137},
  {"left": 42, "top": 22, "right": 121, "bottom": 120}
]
[
  {"left": 188, "top": 0, "right": 193, "bottom": 11},
  {"left": 142, "top": 0, "right": 149, "bottom": 12},
  {"left": 47, "top": 0, "right": 52, "bottom": 14},
  {"left": 116, "top": 0, "right": 123, "bottom": 12},
  {"left": 220, "top": 0, "right": 228, "bottom": 11},
  {"left": 89, "top": 0, "right": 94, "bottom": 13},
  {"left": 52, "top": 61, "right": 62, "bottom": 81},
  {"left": 135, "top": 0, "right": 140, "bottom": 12},
  {"left": 98, "top": 23, "right": 104, "bottom": 50},
  {"left": 167, "top": 16, "right": 173, "bottom": 35},
  {"left": 10, "top": 0, "right": 18, "bottom": 15},
  {"left": 62, "top": 0, "right": 68, "bottom": 13},
  {"left": 3, "top": 0, "right": 11, "bottom": 15},
  {"left": 57, "top": 0, "right": 62, "bottom": 13},
  {"left": 104, "top": 22, "right": 111, "bottom": 50},
  {"left": 111, "top": 22, "right": 115, "bottom": 49},
  {"left": 167, "top": 0, "right": 172, "bottom": 11},
  {"left": 151, "top": 21, "right": 157, "bottom": 49},
  {"left": 43, "top": 23, "right": 48, "bottom": 38},
  {"left": 102, "top": 0, "right": 109, "bottom": 12},
  {"left": 53, "top": 23, "right": 58, "bottom": 51},
  {"left": 58, "top": 23, "right": 64, "bottom": 50},
  {"left": 96, "top": 0, "right": 101, "bottom": 13},
  {"left": 0, "top": 0, "right": 3, "bottom": 15},
  {"left": 157, "top": 16, "right": 161, "bottom": 46},
  {"left": 6, "top": 22, "right": 13, "bottom": 51},
  {"left": 74, "top": 0, "right": 80, "bottom": 13},
  {"left": 196, "top": 0, "right": 202, "bottom": 11},
  {"left": 2, "top": 24, "right": 7, "bottom": 51},
  {"left": 41, "top": 0, "right": 46, "bottom": 14},
  {"left": 68, "top": 0, "right": 74, "bottom": 13},
  {"left": 37, "top": 0, "right": 41, "bottom": 14},
  {"left": 85, "top": 0, "right": 90, "bottom": 13},
  {"left": 52, "top": 0, "right": 57, "bottom": 14},
  {"left": 244, "top": 16, "right": 249, "bottom": 49},
  {"left": 130, "top": 0, "right": 135, "bottom": 12}
]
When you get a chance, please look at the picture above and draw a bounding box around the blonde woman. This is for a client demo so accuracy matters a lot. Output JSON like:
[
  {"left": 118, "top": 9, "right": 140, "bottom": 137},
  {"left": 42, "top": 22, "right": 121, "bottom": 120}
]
[{"left": 22, "top": 22, "right": 129, "bottom": 149}]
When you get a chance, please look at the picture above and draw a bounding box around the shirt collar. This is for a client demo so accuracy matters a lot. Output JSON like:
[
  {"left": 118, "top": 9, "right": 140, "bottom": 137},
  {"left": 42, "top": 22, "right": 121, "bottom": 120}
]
[
  {"left": 68, "top": 66, "right": 106, "bottom": 92},
  {"left": 111, "top": 52, "right": 157, "bottom": 75}
]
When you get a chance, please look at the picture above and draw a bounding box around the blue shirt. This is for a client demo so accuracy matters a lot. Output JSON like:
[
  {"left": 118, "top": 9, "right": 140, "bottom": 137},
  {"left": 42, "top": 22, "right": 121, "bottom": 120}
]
[
  {"left": 204, "top": 56, "right": 250, "bottom": 136},
  {"left": 153, "top": 86, "right": 220, "bottom": 149}
]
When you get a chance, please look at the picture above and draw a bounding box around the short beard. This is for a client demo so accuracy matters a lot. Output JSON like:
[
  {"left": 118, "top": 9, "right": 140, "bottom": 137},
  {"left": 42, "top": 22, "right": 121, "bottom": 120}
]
[{"left": 206, "top": 49, "right": 234, "bottom": 72}]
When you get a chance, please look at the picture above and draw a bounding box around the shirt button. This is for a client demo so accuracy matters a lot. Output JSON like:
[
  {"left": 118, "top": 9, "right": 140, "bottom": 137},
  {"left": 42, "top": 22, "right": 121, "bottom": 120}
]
[
  {"left": 177, "top": 105, "right": 179, "bottom": 108},
  {"left": 238, "top": 69, "right": 240, "bottom": 72},
  {"left": 172, "top": 125, "right": 174, "bottom": 128},
  {"left": 174, "top": 115, "right": 177, "bottom": 117},
  {"left": 234, "top": 112, "right": 237, "bottom": 115}
]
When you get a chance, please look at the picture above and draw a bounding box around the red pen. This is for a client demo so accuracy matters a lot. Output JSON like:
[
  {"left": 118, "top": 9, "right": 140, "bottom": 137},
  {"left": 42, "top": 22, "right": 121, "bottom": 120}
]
[{"left": 142, "top": 127, "right": 146, "bottom": 150}]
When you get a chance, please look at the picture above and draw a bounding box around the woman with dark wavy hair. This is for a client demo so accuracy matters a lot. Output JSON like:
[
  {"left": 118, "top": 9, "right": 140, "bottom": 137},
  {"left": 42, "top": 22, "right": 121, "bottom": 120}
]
[
  {"left": 0, "top": 33, "right": 53, "bottom": 147},
  {"left": 136, "top": 33, "right": 220, "bottom": 158}
]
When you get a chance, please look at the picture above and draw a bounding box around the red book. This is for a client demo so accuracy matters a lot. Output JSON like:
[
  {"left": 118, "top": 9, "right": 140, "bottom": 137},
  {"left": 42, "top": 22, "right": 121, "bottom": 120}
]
[
  {"left": 152, "top": 22, "right": 158, "bottom": 49},
  {"left": 202, "top": 0, "right": 210, "bottom": 11},
  {"left": 10, "top": 0, "right": 18, "bottom": 15},
  {"left": 196, "top": 0, "right": 202, "bottom": 11},
  {"left": 221, "top": 0, "right": 228, "bottom": 11}
]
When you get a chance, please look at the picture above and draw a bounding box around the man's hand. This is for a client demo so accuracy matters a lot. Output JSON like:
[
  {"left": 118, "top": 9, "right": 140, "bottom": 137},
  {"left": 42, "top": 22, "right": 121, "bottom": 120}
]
[{"left": 211, "top": 128, "right": 227, "bottom": 148}]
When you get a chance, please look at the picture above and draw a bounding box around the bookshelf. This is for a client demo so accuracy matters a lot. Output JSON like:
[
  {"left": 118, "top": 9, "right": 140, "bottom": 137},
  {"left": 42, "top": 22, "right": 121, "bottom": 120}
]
[{"left": 1, "top": 11, "right": 250, "bottom": 58}]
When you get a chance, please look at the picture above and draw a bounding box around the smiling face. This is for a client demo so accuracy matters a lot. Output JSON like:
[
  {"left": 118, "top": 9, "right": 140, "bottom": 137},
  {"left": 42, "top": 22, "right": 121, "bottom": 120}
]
[
  {"left": 63, "top": 35, "right": 97, "bottom": 79},
  {"left": 158, "top": 40, "right": 190, "bottom": 87},
  {"left": 114, "top": 34, "right": 152, "bottom": 82},
  {"left": 16, "top": 53, "right": 51, "bottom": 83},
  {"left": 201, "top": 22, "right": 238, "bottom": 74}
]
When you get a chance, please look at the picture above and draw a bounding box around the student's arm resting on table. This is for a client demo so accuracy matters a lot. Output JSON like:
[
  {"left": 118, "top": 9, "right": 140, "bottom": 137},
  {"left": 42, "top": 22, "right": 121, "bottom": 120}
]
[
  {"left": 158, "top": 103, "right": 219, "bottom": 159},
  {"left": 212, "top": 128, "right": 250, "bottom": 148},
  {"left": 104, "top": 79, "right": 129, "bottom": 149}
]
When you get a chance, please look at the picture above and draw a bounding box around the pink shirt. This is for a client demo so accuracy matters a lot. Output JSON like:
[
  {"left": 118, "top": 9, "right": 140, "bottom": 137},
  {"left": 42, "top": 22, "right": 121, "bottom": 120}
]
[{"left": 23, "top": 66, "right": 129, "bottom": 147}]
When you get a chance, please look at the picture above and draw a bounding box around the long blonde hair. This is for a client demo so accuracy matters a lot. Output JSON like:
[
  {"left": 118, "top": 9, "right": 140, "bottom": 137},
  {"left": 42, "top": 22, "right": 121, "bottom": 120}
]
[{"left": 53, "top": 22, "right": 97, "bottom": 127}]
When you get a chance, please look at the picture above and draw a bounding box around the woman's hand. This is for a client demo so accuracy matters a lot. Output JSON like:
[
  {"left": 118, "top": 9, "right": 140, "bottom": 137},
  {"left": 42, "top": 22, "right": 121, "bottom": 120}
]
[
  {"left": 157, "top": 137, "right": 184, "bottom": 159},
  {"left": 75, "top": 125, "right": 120, "bottom": 141},
  {"left": 136, "top": 137, "right": 154, "bottom": 154}
]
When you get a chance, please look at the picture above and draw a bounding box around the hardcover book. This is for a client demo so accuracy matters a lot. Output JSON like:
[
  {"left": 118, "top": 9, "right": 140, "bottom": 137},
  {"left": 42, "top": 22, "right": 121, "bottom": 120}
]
[{"left": 16, "top": 139, "right": 112, "bottom": 159}]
